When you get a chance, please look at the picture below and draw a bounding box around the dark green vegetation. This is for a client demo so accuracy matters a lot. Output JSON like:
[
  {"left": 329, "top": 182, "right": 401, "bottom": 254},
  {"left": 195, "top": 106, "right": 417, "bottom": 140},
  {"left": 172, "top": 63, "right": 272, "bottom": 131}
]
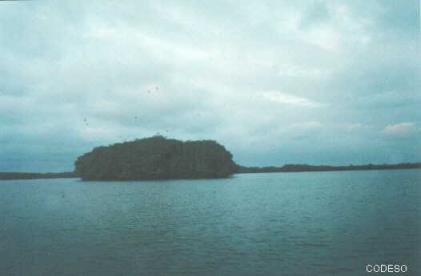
[
  {"left": 237, "top": 163, "right": 421, "bottom": 173},
  {"left": 75, "top": 136, "right": 236, "bottom": 180},
  {"left": 1, "top": 136, "right": 421, "bottom": 180},
  {"left": 0, "top": 172, "right": 75, "bottom": 180}
]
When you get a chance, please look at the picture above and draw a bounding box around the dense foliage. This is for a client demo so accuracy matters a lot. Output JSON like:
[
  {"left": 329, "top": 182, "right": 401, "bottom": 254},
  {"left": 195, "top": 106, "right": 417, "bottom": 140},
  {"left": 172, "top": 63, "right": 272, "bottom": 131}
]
[
  {"left": 3, "top": 136, "right": 420, "bottom": 181},
  {"left": 75, "top": 136, "right": 237, "bottom": 180}
]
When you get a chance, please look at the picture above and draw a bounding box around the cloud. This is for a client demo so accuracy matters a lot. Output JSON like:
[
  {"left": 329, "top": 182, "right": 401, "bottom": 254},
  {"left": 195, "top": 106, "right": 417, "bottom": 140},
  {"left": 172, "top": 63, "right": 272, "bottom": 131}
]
[
  {"left": 0, "top": 0, "right": 419, "bottom": 170},
  {"left": 383, "top": 122, "right": 416, "bottom": 136},
  {"left": 278, "top": 65, "right": 330, "bottom": 78},
  {"left": 262, "top": 91, "right": 323, "bottom": 107},
  {"left": 291, "top": 121, "right": 323, "bottom": 129}
]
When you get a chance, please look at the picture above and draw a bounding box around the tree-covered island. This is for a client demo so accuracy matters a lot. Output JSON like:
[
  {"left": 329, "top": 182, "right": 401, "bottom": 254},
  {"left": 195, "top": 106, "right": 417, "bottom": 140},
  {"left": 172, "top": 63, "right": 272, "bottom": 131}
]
[
  {"left": 74, "top": 136, "right": 237, "bottom": 180},
  {"left": 1, "top": 136, "right": 420, "bottom": 180}
]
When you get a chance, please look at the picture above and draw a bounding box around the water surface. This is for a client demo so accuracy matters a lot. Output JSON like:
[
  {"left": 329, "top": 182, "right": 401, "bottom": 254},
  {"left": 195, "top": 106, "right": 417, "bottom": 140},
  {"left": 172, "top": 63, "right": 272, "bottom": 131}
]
[{"left": 1, "top": 170, "right": 420, "bottom": 275}]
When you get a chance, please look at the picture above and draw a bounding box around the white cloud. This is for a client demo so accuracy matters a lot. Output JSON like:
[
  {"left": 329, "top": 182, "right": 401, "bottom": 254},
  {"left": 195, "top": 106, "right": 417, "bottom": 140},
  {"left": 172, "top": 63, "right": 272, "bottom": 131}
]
[
  {"left": 278, "top": 65, "right": 330, "bottom": 77},
  {"left": 341, "top": 123, "right": 366, "bottom": 131},
  {"left": 262, "top": 91, "right": 323, "bottom": 107},
  {"left": 383, "top": 122, "right": 416, "bottom": 136},
  {"left": 291, "top": 121, "right": 323, "bottom": 129}
]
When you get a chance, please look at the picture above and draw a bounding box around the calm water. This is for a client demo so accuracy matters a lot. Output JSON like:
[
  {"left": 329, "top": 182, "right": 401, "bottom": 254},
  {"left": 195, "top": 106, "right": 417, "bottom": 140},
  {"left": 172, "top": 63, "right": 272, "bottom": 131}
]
[{"left": 1, "top": 170, "right": 420, "bottom": 276}]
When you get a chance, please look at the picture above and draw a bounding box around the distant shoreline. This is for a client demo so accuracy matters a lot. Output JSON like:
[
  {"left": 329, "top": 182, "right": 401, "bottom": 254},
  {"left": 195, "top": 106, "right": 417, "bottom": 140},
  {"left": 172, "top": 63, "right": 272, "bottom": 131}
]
[
  {"left": 236, "top": 162, "right": 421, "bottom": 174},
  {"left": 1, "top": 162, "right": 421, "bottom": 180},
  {"left": 0, "top": 172, "right": 76, "bottom": 180}
]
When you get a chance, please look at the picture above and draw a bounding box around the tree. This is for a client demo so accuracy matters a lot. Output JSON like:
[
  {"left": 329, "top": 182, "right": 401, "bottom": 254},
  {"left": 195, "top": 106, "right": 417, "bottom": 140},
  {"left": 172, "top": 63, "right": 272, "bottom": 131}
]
[{"left": 74, "top": 136, "right": 237, "bottom": 180}]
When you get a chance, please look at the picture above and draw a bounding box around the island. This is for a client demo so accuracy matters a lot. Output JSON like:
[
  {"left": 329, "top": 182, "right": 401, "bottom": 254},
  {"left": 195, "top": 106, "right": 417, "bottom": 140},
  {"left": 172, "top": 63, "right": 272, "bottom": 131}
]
[
  {"left": 74, "top": 136, "right": 237, "bottom": 180},
  {"left": 1, "top": 135, "right": 421, "bottom": 181}
]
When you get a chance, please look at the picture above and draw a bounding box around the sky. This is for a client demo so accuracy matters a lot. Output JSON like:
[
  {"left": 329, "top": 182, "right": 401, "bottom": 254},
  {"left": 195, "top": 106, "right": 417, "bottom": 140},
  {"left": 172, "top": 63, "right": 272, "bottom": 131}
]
[{"left": 0, "top": 0, "right": 420, "bottom": 172}]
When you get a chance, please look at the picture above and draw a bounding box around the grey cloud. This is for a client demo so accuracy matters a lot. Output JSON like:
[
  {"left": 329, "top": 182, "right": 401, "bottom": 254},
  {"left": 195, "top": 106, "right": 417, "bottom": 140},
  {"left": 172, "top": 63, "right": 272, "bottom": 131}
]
[{"left": 0, "top": 0, "right": 419, "bottom": 171}]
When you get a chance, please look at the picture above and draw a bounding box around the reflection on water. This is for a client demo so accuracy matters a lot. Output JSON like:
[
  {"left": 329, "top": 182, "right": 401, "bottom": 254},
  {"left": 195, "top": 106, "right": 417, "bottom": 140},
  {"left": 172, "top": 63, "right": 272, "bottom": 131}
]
[{"left": 1, "top": 170, "right": 420, "bottom": 275}]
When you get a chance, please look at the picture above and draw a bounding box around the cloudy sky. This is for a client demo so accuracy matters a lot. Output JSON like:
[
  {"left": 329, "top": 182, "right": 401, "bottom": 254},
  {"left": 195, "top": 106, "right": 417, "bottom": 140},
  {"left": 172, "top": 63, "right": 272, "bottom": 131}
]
[{"left": 0, "top": 0, "right": 420, "bottom": 172}]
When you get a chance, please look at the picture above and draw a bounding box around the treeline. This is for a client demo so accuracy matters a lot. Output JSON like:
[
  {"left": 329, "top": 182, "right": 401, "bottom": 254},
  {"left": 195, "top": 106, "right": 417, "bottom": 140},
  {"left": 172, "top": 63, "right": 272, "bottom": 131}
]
[
  {"left": 2, "top": 135, "right": 421, "bottom": 180},
  {"left": 236, "top": 162, "right": 421, "bottom": 174},
  {"left": 0, "top": 172, "right": 75, "bottom": 180},
  {"left": 75, "top": 136, "right": 236, "bottom": 180}
]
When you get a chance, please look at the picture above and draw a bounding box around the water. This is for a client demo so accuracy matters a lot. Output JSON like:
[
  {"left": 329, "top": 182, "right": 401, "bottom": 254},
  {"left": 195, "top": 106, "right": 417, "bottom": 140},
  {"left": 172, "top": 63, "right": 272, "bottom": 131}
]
[{"left": 1, "top": 170, "right": 420, "bottom": 275}]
